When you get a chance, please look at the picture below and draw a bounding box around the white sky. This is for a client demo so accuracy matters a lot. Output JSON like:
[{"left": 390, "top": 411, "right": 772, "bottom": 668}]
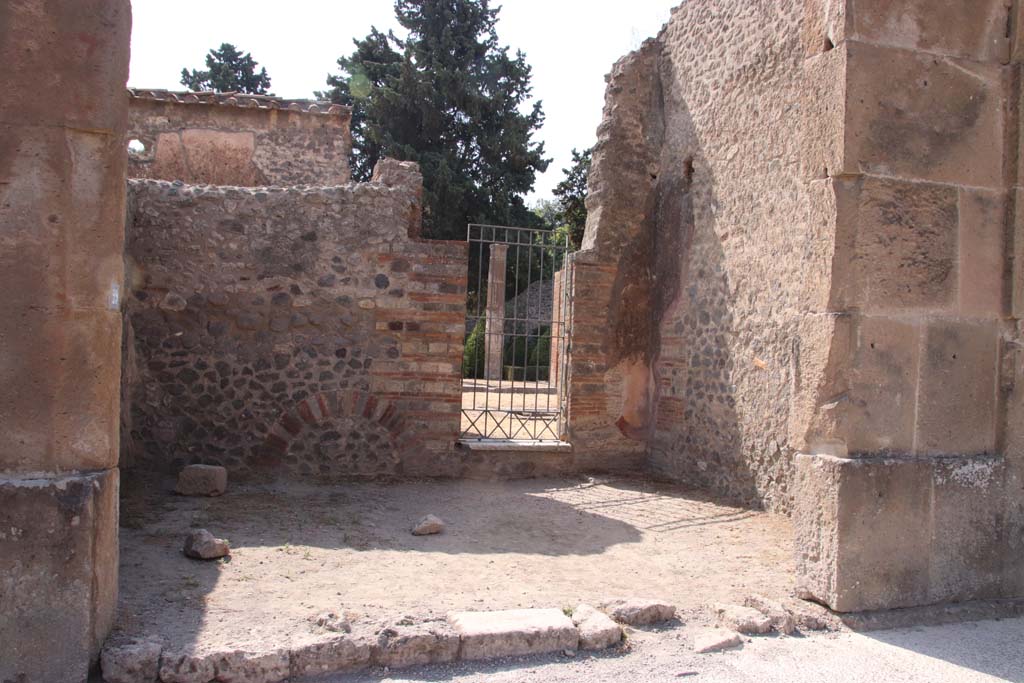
[{"left": 128, "top": 0, "right": 675, "bottom": 200}]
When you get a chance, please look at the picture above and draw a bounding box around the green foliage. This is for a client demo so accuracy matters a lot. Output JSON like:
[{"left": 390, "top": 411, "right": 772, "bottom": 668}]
[
  {"left": 529, "top": 327, "right": 551, "bottom": 369},
  {"left": 324, "top": 0, "right": 550, "bottom": 240},
  {"left": 462, "top": 318, "right": 486, "bottom": 378},
  {"left": 551, "top": 147, "right": 592, "bottom": 249},
  {"left": 181, "top": 43, "right": 272, "bottom": 94}
]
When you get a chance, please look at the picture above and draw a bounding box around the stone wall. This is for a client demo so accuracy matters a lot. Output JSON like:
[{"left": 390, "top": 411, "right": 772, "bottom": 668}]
[
  {"left": 122, "top": 160, "right": 467, "bottom": 480},
  {"left": 127, "top": 89, "right": 352, "bottom": 186},
  {"left": 0, "top": 1, "right": 130, "bottom": 680},
  {"left": 580, "top": 0, "right": 1023, "bottom": 611}
]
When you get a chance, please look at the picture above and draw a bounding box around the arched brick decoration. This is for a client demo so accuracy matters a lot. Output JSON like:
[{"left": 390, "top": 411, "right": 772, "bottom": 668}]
[{"left": 264, "top": 390, "right": 420, "bottom": 477}]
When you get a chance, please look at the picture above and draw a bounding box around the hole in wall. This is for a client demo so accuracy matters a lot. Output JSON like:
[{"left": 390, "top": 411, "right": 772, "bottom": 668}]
[
  {"left": 822, "top": 37, "right": 835, "bottom": 52},
  {"left": 683, "top": 157, "right": 695, "bottom": 182},
  {"left": 128, "top": 139, "right": 146, "bottom": 155}
]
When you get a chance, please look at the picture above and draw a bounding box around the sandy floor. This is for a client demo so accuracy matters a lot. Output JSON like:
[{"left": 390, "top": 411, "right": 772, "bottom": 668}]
[{"left": 114, "top": 474, "right": 794, "bottom": 653}]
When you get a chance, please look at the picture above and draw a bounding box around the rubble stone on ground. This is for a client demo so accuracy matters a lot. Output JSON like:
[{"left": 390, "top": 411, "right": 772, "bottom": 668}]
[
  {"left": 175, "top": 464, "right": 228, "bottom": 497},
  {"left": 599, "top": 598, "right": 676, "bottom": 626},
  {"left": 448, "top": 608, "right": 578, "bottom": 660},
  {"left": 743, "top": 595, "right": 797, "bottom": 635},
  {"left": 693, "top": 628, "right": 744, "bottom": 654},
  {"left": 311, "top": 611, "right": 351, "bottom": 633},
  {"left": 182, "top": 529, "right": 230, "bottom": 560},
  {"left": 714, "top": 603, "right": 773, "bottom": 635},
  {"left": 100, "top": 639, "right": 163, "bottom": 683},
  {"left": 411, "top": 514, "right": 446, "bottom": 535},
  {"left": 571, "top": 604, "right": 622, "bottom": 650}
]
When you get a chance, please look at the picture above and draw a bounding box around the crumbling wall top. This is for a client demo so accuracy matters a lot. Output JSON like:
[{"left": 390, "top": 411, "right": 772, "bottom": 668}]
[{"left": 127, "top": 88, "right": 351, "bottom": 118}]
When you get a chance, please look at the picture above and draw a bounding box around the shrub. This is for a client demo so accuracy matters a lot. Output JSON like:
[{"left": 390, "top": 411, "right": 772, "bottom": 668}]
[{"left": 462, "top": 318, "right": 486, "bottom": 378}]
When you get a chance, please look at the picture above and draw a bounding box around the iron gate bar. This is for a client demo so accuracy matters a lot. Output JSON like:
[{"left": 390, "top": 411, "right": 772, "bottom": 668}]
[{"left": 462, "top": 223, "right": 573, "bottom": 442}]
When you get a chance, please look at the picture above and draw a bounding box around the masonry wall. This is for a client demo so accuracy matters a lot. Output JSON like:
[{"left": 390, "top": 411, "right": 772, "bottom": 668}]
[
  {"left": 0, "top": 1, "right": 130, "bottom": 680},
  {"left": 123, "top": 161, "right": 467, "bottom": 480},
  {"left": 127, "top": 90, "right": 352, "bottom": 186}
]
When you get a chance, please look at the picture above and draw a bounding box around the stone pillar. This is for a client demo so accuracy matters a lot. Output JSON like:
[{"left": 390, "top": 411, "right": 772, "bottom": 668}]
[
  {"left": 0, "top": 1, "right": 131, "bottom": 681},
  {"left": 484, "top": 244, "right": 508, "bottom": 381},
  {"left": 549, "top": 267, "right": 566, "bottom": 389},
  {"left": 793, "top": 0, "right": 1019, "bottom": 612}
]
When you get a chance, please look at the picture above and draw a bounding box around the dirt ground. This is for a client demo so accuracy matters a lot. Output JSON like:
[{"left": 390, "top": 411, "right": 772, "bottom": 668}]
[{"left": 113, "top": 474, "right": 794, "bottom": 654}]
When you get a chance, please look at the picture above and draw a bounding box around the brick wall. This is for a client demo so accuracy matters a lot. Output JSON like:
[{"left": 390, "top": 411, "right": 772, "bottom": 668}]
[
  {"left": 122, "top": 160, "right": 467, "bottom": 479},
  {"left": 127, "top": 90, "right": 352, "bottom": 186}
]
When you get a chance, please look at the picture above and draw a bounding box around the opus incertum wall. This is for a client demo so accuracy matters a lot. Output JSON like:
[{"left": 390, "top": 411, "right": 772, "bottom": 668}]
[{"left": 122, "top": 160, "right": 468, "bottom": 480}]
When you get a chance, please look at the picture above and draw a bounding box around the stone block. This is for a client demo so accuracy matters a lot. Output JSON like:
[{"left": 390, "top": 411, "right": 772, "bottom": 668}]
[
  {"left": 794, "top": 453, "right": 931, "bottom": 612},
  {"left": 205, "top": 648, "right": 291, "bottom": 683},
  {"left": 915, "top": 321, "right": 998, "bottom": 455},
  {"left": 0, "top": 0, "right": 131, "bottom": 131},
  {"left": 839, "top": 315, "right": 920, "bottom": 455},
  {"left": 957, "top": 189, "right": 1007, "bottom": 317},
  {"left": 0, "top": 469, "right": 119, "bottom": 683},
  {"left": 843, "top": 42, "right": 1004, "bottom": 187},
  {"left": 288, "top": 634, "right": 374, "bottom": 678},
  {"left": 375, "top": 621, "right": 460, "bottom": 669},
  {"left": 0, "top": 307, "right": 122, "bottom": 473},
  {"left": 447, "top": 608, "right": 578, "bottom": 660},
  {"left": 0, "top": 124, "right": 128, "bottom": 313},
  {"left": 800, "top": 45, "right": 847, "bottom": 179},
  {"left": 175, "top": 464, "right": 228, "bottom": 496},
  {"left": 830, "top": 176, "right": 958, "bottom": 312},
  {"left": 693, "top": 628, "right": 743, "bottom": 654},
  {"left": 929, "top": 456, "right": 1006, "bottom": 602},
  {"left": 571, "top": 604, "right": 622, "bottom": 650},
  {"left": 842, "top": 0, "right": 1010, "bottom": 62},
  {"left": 598, "top": 598, "right": 676, "bottom": 625},
  {"left": 794, "top": 452, "right": 1013, "bottom": 612},
  {"left": 714, "top": 604, "right": 772, "bottom": 635}
]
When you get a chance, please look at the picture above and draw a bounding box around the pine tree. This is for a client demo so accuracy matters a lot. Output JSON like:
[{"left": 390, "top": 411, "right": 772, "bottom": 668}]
[
  {"left": 181, "top": 43, "right": 272, "bottom": 95},
  {"left": 551, "top": 147, "right": 592, "bottom": 249},
  {"left": 324, "top": 0, "right": 550, "bottom": 240}
]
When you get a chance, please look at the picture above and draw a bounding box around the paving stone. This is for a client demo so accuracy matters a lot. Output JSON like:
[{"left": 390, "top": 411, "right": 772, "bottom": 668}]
[
  {"left": 100, "top": 639, "right": 162, "bottom": 683},
  {"left": 411, "top": 514, "right": 445, "bottom": 536},
  {"left": 289, "top": 633, "right": 374, "bottom": 678},
  {"left": 206, "top": 648, "right": 290, "bottom": 683},
  {"left": 599, "top": 598, "right": 676, "bottom": 626},
  {"left": 714, "top": 603, "right": 773, "bottom": 635},
  {"left": 448, "top": 608, "right": 579, "bottom": 660},
  {"left": 158, "top": 649, "right": 216, "bottom": 683},
  {"left": 183, "top": 528, "right": 230, "bottom": 560},
  {"left": 743, "top": 595, "right": 796, "bottom": 635},
  {"left": 571, "top": 604, "right": 622, "bottom": 650},
  {"left": 375, "top": 621, "right": 460, "bottom": 668},
  {"left": 693, "top": 628, "right": 743, "bottom": 654},
  {"left": 175, "top": 464, "right": 227, "bottom": 496}
]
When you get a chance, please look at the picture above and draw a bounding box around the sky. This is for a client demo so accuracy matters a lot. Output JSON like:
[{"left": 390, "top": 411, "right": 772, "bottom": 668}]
[{"left": 128, "top": 0, "right": 675, "bottom": 201}]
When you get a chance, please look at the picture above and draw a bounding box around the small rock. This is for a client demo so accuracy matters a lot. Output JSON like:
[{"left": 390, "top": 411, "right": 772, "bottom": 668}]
[
  {"left": 563, "top": 649, "right": 576, "bottom": 657},
  {"left": 714, "top": 603, "right": 772, "bottom": 635},
  {"left": 160, "top": 292, "right": 188, "bottom": 312},
  {"left": 599, "top": 598, "right": 676, "bottom": 626},
  {"left": 312, "top": 611, "right": 351, "bottom": 633},
  {"left": 411, "top": 514, "right": 445, "bottom": 536},
  {"left": 572, "top": 604, "right": 622, "bottom": 650},
  {"left": 175, "top": 464, "right": 227, "bottom": 497},
  {"left": 100, "top": 639, "right": 162, "bottom": 683},
  {"left": 183, "top": 528, "right": 230, "bottom": 560},
  {"left": 693, "top": 628, "right": 743, "bottom": 654},
  {"left": 743, "top": 595, "right": 796, "bottom": 635}
]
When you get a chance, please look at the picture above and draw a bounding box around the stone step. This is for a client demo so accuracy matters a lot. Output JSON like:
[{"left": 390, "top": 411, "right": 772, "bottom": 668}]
[{"left": 448, "top": 608, "right": 579, "bottom": 660}]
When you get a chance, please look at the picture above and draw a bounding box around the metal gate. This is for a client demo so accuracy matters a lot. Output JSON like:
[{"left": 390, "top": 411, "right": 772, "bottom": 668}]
[{"left": 461, "top": 223, "right": 573, "bottom": 441}]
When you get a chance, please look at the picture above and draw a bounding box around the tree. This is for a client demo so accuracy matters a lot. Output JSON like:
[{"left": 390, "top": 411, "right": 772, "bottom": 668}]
[
  {"left": 324, "top": 0, "right": 550, "bottom": 240},
  {"left": 551, "top": 147, "right": 591, "bottom": 249},
  {"left": 181, "top": 43, "right": 272, "bottom": 95}
]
